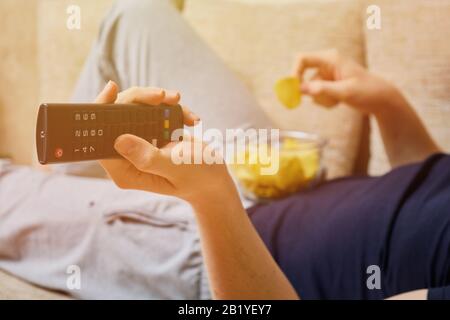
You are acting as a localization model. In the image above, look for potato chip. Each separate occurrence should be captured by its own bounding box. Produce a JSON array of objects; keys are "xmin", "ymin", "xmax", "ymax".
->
[{"xmin": 274, "ymin": 77, "xmax": 302, "ymax": 109}]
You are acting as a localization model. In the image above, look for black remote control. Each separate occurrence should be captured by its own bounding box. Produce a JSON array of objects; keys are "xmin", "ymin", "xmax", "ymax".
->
[{"xmin": 36, "ymin": 103, "xmax": 184, "ymax": 164}]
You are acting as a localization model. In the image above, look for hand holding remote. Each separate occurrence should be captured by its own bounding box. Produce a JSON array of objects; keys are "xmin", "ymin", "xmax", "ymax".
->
[{"xmin": 98, "ymin": 82, "xmax": 235, "ymax": 204}]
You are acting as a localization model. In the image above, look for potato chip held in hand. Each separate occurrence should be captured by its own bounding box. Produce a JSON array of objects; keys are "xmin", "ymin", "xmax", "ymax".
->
[{"xmin": 274, "ymin": 77, "xmax": 302, "ymax": 109}]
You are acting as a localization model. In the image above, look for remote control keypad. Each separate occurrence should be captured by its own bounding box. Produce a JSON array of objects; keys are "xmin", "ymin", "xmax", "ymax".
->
[{"xmin": 71, "ymin": 107, "xmax": 172, "ymax": 160}]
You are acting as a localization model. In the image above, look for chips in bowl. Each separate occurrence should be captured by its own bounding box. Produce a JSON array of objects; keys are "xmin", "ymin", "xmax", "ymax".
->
[{"xmin": 230, "ymin": 131, "xmax": 325, "ymax": 201}]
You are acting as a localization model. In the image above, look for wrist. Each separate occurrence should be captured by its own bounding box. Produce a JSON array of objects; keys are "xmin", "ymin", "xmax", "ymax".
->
[
  {"xmin": 371, "ymin": 78, "xmax": 407, "ymax": 119},
  {"xmin": 188, "ymin": 179, "xmax": 243, "ymax": 215}
]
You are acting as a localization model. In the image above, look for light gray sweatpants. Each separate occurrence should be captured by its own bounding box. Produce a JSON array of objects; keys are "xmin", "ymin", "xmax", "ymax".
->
[{"xmin": 0, "ymin": 0, "xmax": 270, "ymax": 299}]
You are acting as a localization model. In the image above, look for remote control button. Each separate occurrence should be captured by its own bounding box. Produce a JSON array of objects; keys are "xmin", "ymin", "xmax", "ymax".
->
[
  {"xmin": 137, "ymin": 110, "xmax": 145, "ymax": 123},
  {"xmin": 74, "ymin": 129, "xmax": 81, "ymax": 138},
  {"xmin": 105, "ymin": 111, "xmax": 115, "ymax": 123},
  {"xmin": 145, "ymin": 125, "xmax": 152, "ymax": 138},
  {"xmin": 122, "ymin": 124, "xmax": 131, "ymax": 136},
  {"xmin": 54, "ymin": 148, "xmax": 64, "ymax": 159},
  {"xmin": 103, "ymin": 126, "xmax": 111, "ymax": 139},
  {"xmin": 122, "ymin": 110, "xmax": 130, "ymax": 123},
  {"xmin": 112, "ymin": 125, "xmax": 120, "ymax": 139},
  {"xmin": 114, "ymin": 110, "xmax": 122, "ymax": 123},
  {"xmin": 73, "ymin": 146, "xmax": 82, "ymax": 159},
  {"xmin": 129, "ymin": 110, "xmax": 137, "ymax": 123},
  {"xmin": 96, "ymin": 142, "xmax": 104, "ymax": 157},
  {"xmin": 136, "ymin": 124, "xmax": 145, "ymax": 138},
  {"xmin": 74, "ymin": 113, "xmax": 81, "ymax": 121},
  {"xmin": 146, "ymin": 109, "xmax": 153, "ymax": 122},
  {"xmin": 95, "ymin": 111, "xmax": 103, "ymax": 123},
  {"xmin": 97, "ymin": 128, "xmax": 104, "ymax": 137},
  {"xmin": 83, "ymin": 113, "xmax": 89, "ymax": 121},
  {"xmin": 82, "ymin": 129, "xmax": 89, "ymax": 138},
  {"xmin": 90, "ymin": 129, "xmax": 97, "ymax": 137},
  {"xmin": 90, "ymin": 112, "xmax": 97, "ymax": 121},
  {"xmin": 152, "ymin": 122, "xmax": 157, "ymax": 137}
]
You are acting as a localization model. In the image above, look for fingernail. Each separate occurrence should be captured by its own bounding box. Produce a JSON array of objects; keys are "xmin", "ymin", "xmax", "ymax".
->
[
  {"xmin": 114, "ymin": 135, "xmax": 137, "ymax": 156},
  {"xmin": 167, "ymin": 90, "xmax": 180, "ymax": 99},
  {"xmin": 156, "ymin": 88, "xmax": 165, "ymax": 97},
  {"xmin": 104, "ymin": 80, "xmax": 114, "ymax": 91},
  {"xmin": 190, "ymin": 111, "xmax": 200, "ymax": 121}
]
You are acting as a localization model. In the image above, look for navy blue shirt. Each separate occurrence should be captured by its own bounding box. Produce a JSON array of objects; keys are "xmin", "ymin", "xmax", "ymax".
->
[{"xmin": 248, "ymin": 154, "xmax": 450, "ymax": 299}]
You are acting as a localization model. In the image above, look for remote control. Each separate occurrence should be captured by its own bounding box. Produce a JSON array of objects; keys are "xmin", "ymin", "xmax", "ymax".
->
[{"xmin": 36, "ymin": 103, "xmax": 184, "ymax": 164}]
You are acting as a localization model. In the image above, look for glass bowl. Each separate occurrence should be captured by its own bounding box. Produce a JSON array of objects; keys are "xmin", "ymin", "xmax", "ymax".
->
[{"xmin": 229, "ymin": 130, "xmax": 326, "ymax": 202}]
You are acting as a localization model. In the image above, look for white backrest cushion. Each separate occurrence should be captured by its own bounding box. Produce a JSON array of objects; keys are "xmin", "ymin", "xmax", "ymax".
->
[{"xmin": 366, "ymin": 0, "xmax": 450, "ymax": 174}]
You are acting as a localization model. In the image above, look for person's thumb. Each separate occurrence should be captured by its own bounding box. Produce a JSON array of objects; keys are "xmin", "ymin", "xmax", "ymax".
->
[
  {"xmin": 302, "ymin": 80, "xmax": 352, "ymax": 102},
  {"xmin": 95, "ymin": 80, "xmax": 119, "ymax": 103},
  {"xmin": 114, "ymin": 134, "xmax": 170, "ymax": 176}
]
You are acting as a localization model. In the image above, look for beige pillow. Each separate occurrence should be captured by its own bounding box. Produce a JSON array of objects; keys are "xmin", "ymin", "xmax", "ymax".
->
[
  {"xmin": 184, "ymin": 0, "xmax": 366, "ymax": 178},
  {"xmin": 365, "ymin": 0, "xmax": 450, "ymax": 175},
  {"xmin": 37, "ymin": 0, "xmax": 115, "ymax": 104},
  {"xmin": 38, "ymin": 0, "xmax": 184, "ymax": 104},
  {"xmin": 0, "ymin": 0, "xmax": 39, "ymax": 163}
]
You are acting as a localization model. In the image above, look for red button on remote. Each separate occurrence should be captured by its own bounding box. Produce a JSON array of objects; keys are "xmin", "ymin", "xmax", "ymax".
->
[{"xmin": 54, "ymin": 148, "xmax": 64, "ymax": 159}]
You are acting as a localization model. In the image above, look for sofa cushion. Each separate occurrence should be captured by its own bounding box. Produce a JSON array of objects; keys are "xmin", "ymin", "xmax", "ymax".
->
[
  {"xmin": 365, "ymin": 0, "xmax": 450, "ymax": 175},
  {"xmin": 184, "ymin": 0, "xmax": 366, "ymax": 178},
  {"xmin": 0, "ymin": 0, "xmax": 39, "ymax": 163},
  {"xmin": 37, "ymin": 0, "xmax": 115, "ymax": 104}
]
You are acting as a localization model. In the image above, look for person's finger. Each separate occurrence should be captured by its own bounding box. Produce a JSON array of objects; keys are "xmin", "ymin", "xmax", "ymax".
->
[
  {"xmin": 181, "ymin": 105, "xmax": 200, "ymax": 126},
  {"xmin": 100, "ymin": 158, "xmax": 175, "ymax": 194},
  {"xmin": 302, "ymin": 80, "xmax": 353, "ymax": 107},
  {"xmin": 116, "ymin": 87, "xmax": 199, "ymax": 126},
  {"xmin": 302, "ymin": 80, "xmax": 351, "ymax": 100},
  {"xmin": 95, "ymin": 81, "xmax": 119, "ymax": 103},
  {"xmin": 295, "ymin": 49, "xmax": 339, "ymax": 78},
  {"xmin": 163, "ymin": 90, "xmax": 181, "ymax": 106},
  {"xmin": 159, "ymin": 91, "xmax": 201, "ymax": 126},
  {"xmin": 116, "ymin": 87, "xmax": 166, "ymax": 105},
  {"xmin": 113, "ymin": 134, "xmax": 173, "ymax": 177}
]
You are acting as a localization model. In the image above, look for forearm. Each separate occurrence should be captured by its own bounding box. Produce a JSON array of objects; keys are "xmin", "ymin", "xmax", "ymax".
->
[
  {"xmin": 190, "ymin": 184, "xmax": 299, "ymax": 300},
  {"xmin": 373, "ymin": 86, "xmax": 441, "ymax": 168},
  {"xmin": 387, "ymin": 289, "xmax": 428, "ymax": 300}
]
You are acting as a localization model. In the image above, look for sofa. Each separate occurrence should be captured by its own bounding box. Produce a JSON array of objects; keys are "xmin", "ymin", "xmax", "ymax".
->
[{"xmin": 0, "ymin": 0, "xmax": 449, "ymax": 299}]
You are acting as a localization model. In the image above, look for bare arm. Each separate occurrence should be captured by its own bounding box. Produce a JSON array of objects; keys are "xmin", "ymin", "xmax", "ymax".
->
[
  {"xmin": 296, "ymin": 49, "xmax": 441, "ymax": 168},
  {"xmin": 387, "ymin": 289, "xmax": 428, "ymax": 300},
  {"xmin": 191, "ymin": 187, "xmax": 298, "ymax": 300},
  {"xmin": 373, "ymin": 87, "xmax": 440, "ymax": 167},
  {"xmin": 95, "ymin": 83, "xmax": 299, "ymax": 300}
]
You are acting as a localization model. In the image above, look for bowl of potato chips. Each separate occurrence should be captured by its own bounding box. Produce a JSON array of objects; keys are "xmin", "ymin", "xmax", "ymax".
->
[{"xmin": 229, "ymin": 131, "xmax": 326, "ymax": 202}]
